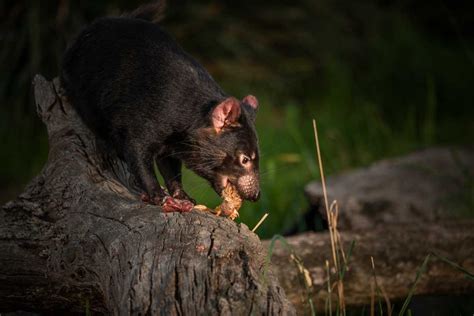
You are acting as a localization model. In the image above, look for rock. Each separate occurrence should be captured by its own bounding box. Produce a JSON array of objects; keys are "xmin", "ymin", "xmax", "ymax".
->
[{"xmin": 305, "ymin": 147, "xmax": 474, "ymax": 230}]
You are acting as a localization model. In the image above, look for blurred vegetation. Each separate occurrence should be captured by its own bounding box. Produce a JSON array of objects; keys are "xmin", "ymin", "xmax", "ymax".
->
[{"xmin": 1, "ymin": 0, "xmax": 473, "ymax": 237}]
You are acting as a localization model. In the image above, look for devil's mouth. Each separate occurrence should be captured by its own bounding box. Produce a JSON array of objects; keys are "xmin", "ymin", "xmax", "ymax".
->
[
  {"xmin": 216, "ymin": 175, "xmax": 258, "ymax": 201},
  {"xmin": 217, "ymin": 175, "xmax": 230, "ymax": 193},
  {"xmin": 216, "ymin": 175, "xmax": 241, "ymax": 197}
]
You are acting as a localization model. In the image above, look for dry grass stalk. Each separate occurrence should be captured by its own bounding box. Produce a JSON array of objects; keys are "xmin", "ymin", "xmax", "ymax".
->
[
  {"xmin": 252, "ymin": 213, "xmax": 269, "ymax": 232},
  {"xmin": 313, "ymin": 120, "xmax": 337, "ymax": 268},
  {"xmin": 313, "ymin": 119, "xmax": 347, "ymax": 314},
  {"xmin": 290, "ymin": 254, "xmax": 313, "ymax": 288},
  {"xmin": 326, "ymin": 260, "xmax": 333, "ymax": 316},
  {"xmin": 329, "ymin": 201, "xmax": 347, "ymax": 313}
]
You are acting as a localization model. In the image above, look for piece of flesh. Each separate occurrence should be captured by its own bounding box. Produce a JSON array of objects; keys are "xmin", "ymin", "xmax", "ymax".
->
[
  {"xmin": 215, "ymin": 184, "xmax": 242, "ymax": 220},
  {"xmin": 195, "ymin": 184, "xmax": 242, "ymax": 220},
  {"xmin": 141, "ymin": 193, "xmax": 194, "ymax": 213},
  {"xmin": 161, "ymin": 196, "xmax": 194, "ymax": 213}
]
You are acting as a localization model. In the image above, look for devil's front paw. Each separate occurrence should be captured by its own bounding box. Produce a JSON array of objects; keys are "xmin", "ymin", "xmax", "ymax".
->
[
  {"xmin": 140, "ymin": 191, "xmax": 194, "ymax": 213},
  {"xmin": 140, "ymin": 192, "xmax": 165, "ymax": 205},
  {"xmin": 161, "ymin": 196, "xmax": 194, "ymax": 213}
]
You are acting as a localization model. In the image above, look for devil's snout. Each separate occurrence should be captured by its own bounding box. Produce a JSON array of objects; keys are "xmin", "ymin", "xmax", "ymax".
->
[{"xmin": 237, "ymin": 174, "xmax": 260, "ymax": 201}]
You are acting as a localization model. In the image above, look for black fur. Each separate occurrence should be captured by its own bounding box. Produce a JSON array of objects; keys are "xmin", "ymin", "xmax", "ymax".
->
[{"xmin": 61, "ymin": 3, "xmax": 260, "ymax": 206}]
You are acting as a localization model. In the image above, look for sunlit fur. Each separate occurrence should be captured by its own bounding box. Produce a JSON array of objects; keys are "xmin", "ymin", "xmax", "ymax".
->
[{"xmin": 181, "ymin": 104, "xmax": 260, "ymax": 200}]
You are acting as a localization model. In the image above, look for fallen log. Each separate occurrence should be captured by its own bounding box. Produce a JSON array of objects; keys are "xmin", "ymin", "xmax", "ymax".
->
[
  {"xmin": 266, "ymin": 221, "xmax": 474, "ymax": 313},
  {"xmin": 305, "ymin": 146, "xmax": 474, "ymax": 230},
  {"xmin": 0, "ymin": 75, "xmax": 294, "ymax": 315}
]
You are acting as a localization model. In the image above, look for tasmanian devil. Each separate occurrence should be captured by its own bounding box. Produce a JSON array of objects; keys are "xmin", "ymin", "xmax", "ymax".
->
[{"xmin": 61, "ymin": 2, "xmax": 260, "ymax": 212}]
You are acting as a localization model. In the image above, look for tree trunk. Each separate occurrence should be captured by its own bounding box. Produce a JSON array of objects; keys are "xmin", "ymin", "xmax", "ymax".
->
[
  {"xmin": 0, "ymin": 75, "xmax": 294, "ymax": 315},
  {"xmin": 266, "ymin": 221, "xmax": 474, "ymax": 314}
]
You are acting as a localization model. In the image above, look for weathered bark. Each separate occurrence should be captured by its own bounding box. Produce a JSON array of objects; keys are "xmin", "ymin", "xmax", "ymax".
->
[
  {"xmin": 266, "ymin": 221, "xmax": 474, "ymax": 314},
  {"xmin": 0, "ymin": 75, "xmax": 294, "ymax": 315}
]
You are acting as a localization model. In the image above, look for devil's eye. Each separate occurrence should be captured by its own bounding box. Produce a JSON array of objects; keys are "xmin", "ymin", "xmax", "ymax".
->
[{"xmin": 240, "ymin": 155, "xmax": 250, "ymax": 165}]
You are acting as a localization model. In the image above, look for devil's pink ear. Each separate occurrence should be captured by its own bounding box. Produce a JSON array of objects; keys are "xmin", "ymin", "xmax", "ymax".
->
[
  {"xmin": 242, "ymin": 95, "xmax": 259, "ymax": 110},
  {"xmin": 211, "ymin": 97, "xmax": 241, "ymax": 132}
]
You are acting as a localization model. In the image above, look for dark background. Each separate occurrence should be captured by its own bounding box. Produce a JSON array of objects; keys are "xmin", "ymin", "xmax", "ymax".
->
[{"xmin": 1, "ymin": 0, "xmax": 473, "ymax": 237}]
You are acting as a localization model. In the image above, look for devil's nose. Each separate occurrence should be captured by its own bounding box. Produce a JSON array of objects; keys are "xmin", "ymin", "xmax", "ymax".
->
[{"xmin": 249, "ymin": 191, "xmax": 260, "ymax": 202}]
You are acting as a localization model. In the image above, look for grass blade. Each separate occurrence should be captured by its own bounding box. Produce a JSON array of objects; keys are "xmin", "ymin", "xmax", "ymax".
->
[
  {"xmin": 398, "ymin": 254, "xmax": 431, "ymax": 316},
  {"xmin": 431, "ymin": 251, "xmax": 474, "ymax": 280},
  {"xmin": 340, "ymin": 240, "xmax": 356, "ymax": 281}
]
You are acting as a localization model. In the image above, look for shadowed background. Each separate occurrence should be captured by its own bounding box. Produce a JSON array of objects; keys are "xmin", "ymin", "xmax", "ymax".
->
[{"xmin": 1, "ymin": 0, "xmax": 473, "ymax": 238}]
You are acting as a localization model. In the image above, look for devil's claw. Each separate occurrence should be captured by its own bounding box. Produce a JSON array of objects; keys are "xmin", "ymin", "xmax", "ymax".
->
[{"xmin": 140, "ymin": 193, "xmax": 151, "ymax": 203}]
